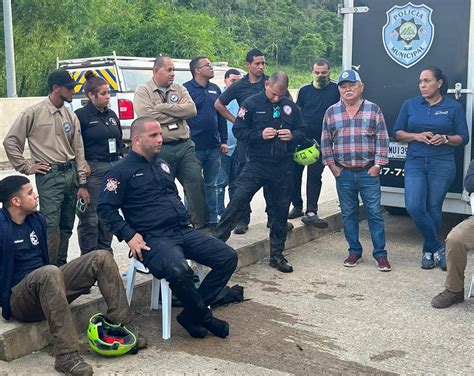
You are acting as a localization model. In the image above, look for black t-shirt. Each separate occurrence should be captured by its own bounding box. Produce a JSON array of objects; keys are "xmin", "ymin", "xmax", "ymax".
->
[
  {"xmin": 296, "ymin": 81, "xmax": 340, "ymax": 142},
  {"xmin": 12, "ymin": 221, "xmax": 45, "ymax": 287},
  {"xmin": 218, "ymin": 74, "xmax": 267, "ymax": 107},
  {"xmin": 75, "ymin": 102, "xmax": 123, "ymax": 161}
]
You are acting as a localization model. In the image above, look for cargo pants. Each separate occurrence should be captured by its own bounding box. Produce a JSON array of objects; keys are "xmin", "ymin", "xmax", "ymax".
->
[
  {"xmin": 9, "ymin": 251, "xmax": 132, "ymax": 355},
  {"xmin": 35, "ymin": 166, "xmax": 77, "ymax": 266}
]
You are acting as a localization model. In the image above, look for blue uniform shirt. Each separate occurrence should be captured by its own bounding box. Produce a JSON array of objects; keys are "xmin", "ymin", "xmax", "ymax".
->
[
  {"xmin": 394, "ymin": 95, "xmax": 469, "ymax": 157},
  {"xmin": 183, "ymin": 79, "xmax": 227, "ymax": 150},
  {"xmin": 97, "ymin": 150, "xmax": 192, "ymax": 242}
]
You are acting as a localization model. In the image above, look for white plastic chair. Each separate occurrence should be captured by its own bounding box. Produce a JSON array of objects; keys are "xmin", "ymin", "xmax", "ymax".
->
[{"xmin": 125, "ymin": 258, "xmax": 205, "ymax": 339}]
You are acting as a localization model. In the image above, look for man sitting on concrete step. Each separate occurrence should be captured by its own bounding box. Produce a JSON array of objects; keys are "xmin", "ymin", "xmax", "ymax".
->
[{"xmin": 0, "ymin": 175, "xmax": 146, "ymax": 376}]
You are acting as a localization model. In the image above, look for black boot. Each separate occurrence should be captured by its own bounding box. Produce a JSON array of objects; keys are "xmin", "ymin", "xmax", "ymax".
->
[
  {"xmin": 201, "ymin": 309, "xmax": 229, "ymax": 338},
  {"xmin": 269, "ymin": 252, "xmax": 293, "ymax": 273},
  {"xmin": 177, "ymin": 311, "xmax": 208, "ymax": 338}
]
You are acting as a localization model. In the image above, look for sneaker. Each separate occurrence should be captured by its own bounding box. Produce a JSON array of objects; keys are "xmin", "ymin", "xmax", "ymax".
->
[
  {"xmin": 421, "ymin": 252, "xmax": 435, "ymax": 269},
  {"xmin": 431, "ymin": 289, "xmax": 464, "ymax": 308},
  {"xmin": 343, "ymin": 253, "xmax": 361, "ymax": 267},
  {"xmin": 54, "ymin": 351, "xmax": 93, "ymax": 376},
  {"xmin": 375, "ymin": 256, "xmax": 391, "ymax": 272},
  {"xmin": 233, "ymin": 223, "xmax": 249, "ymax": 235},
  {"xmin": 301, "ymin": 214, "xmax": 329, "ymax": 229},
  {"xmin": 288, "ymin": 206, "xmax": 303, "ymax": 219},
  {"xmin": 433, "ymin": 248, "xmax": 447, "ymax": 271}
]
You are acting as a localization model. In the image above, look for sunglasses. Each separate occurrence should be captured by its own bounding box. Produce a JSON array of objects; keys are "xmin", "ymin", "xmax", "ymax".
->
[{"xmin": 76, "ymin": 198, "xmax": 88, "ymax": 213}]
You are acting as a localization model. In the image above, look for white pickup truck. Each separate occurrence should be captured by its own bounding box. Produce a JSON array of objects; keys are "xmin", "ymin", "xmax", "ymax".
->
[{"xmin": 57, "ymin": 52, "xmax": 243, "ymax": 144}]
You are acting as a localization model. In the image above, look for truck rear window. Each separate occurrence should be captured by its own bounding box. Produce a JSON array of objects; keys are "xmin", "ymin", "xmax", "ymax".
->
[{"xmin": 121, "ymin": 68, "xmax": 193, "ymax": 91}]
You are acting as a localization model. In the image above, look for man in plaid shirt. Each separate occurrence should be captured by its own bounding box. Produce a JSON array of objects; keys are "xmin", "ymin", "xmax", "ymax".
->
[{"xmin": 321, "ymin": 69, "xmax": 391, "ymax": 271}]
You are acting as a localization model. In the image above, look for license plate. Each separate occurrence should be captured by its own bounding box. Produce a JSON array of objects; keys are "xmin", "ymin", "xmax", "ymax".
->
[{"xmin": 388, "ymin": 142, "xmax": 408, "ymax": 159}]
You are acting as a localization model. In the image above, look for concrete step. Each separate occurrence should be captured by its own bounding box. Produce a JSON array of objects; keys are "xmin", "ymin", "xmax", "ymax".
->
[{"xmin": 0, "ymin": 199, "xmax": 359, "ymax": 361}]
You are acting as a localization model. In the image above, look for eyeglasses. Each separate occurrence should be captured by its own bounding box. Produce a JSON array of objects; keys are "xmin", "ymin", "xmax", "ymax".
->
[
  {"xmin": 76, "ymin": 198, "xmax": 88, "ymax": 213},
  {"xmin": 197, "ymin": 63, "xmax": 213, "ymax": 69},
  {"xmin": 273, "ymin": 105, "xmax": 281, "ymax": 119}
]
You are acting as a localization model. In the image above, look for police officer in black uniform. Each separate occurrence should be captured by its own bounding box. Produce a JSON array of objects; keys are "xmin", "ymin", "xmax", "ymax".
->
[
  {"xmin": 75, "ymin": 71, "xmax": 123, "ymax": 255},
  {"xmin": 97, "ymin": 116, "xmax": 237, "ymax": 339},
  {"xmin": 214, "ymin": 72, "xmax": 305, "ymax": 273}
]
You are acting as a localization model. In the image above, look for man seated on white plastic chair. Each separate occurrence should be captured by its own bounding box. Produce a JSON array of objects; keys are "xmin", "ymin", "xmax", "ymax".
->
[
  {"xmin": 432, "ymin": 159, "xmax": 474, "ymax": 308},
  {"xmin": 0, "ymin": 176, "xmax": 146, "ymax": 376},
  {"xmin": 97, "ymin": 116, "xmax": 238, "ymax": 338}
]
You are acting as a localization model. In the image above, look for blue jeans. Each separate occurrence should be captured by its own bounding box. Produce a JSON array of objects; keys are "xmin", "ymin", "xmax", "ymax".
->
[
  {"xmin": 404, "ymin": 155, "xmax": 455, "ymax": 253},
  {"xmin": 336, "ymin": 169, "xmax": 387, "ymax": 258},
  {"xmin": 196, "ymin": 148, "xmax": 221, "ymax": 224}
]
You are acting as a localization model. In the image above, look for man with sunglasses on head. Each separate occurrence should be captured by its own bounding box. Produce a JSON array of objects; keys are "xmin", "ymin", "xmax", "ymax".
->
[{"xmin": 214, "ymin": 72, "xmax": 305, "ymax": 273}]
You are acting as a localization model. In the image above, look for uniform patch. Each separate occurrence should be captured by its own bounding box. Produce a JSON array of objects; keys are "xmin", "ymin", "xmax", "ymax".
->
[
  {"xmin": 237, "ymin": 107, "xmax": 248, "ymax": 119},
  {"xmin": 104, "ymin": 177, "xmax": 120, "ymax": 193},
  {"xmin": 109, "ymin": 118, "xmax": 117, "ymax": 126},
  {"xmin": 30, "ymin": 231, "xmax": 39, "ymax": 246},
  {"xmin": 382, "ymin": 2, "xmax": 434, "ymax": 69},
  {"xmin": 160, "ymin": 162, "xmax": 171, "ymax": 174},
  {"xmin": 170, "ymin": 94, "xmax": 179, "ymax": 103},
  {"xmin": 283, "ymin": 105, "xmax": 292, "ymax": 115},
  {"xmin": 63, "ymin": 122, "xmax": 72, "ymax": 133}
]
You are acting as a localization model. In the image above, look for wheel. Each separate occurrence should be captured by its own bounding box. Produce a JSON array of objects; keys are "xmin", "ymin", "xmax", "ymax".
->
[{"xmin": 383, "ymin": 206, "xmax": 408, "ymax": 216}]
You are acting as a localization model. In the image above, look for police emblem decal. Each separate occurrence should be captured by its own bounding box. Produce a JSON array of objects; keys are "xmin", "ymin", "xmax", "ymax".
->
[
  {"xmin": 237, "ymin": 107, "xmax": 248, "ymax": 119},
  {"xmin": 30, "ymin": 231, "xmax": 39, "ymax": 246},
  {"xmin": 170, "ymin": 94, "xmax": 179, "ymax": 103},
  {"xmin": 382, "ymin": 2, "xmax": 434, "ymax": 69},
  {"xmin": 160, "ymin": 162, "xmax": 171, "ymax": 174},
  {"xmin": 283, "ymin": 105, "xmax": 292, "ymax": 115},
  {"xmin": 104, "ymin": 177, "xmax": 120, "ymax": 193},
  {"xmin": 63, "ymin": 122, "xmax": 72, "ymax": 133}
]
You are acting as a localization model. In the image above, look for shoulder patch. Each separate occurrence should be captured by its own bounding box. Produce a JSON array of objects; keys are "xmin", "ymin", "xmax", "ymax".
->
[
  {"xmin": 160, "ymin": 162, "xmax": 171, "ymax": 174},
  {"xmin": 283, "ymin": 105, "xmax": 292, "ymax": 115},
  {"xmin": 237, "ymin": 107, "xmax": 248, "ymax": 119},
  {"xmin": 104, "ymin": 177, "xmax": 120, "ymax": 193}
]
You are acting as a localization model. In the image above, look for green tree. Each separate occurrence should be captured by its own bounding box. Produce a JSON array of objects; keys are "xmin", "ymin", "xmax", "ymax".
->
[{"xmin": 291, "ymin": 33, "xmax": 326, "ymax": 70}]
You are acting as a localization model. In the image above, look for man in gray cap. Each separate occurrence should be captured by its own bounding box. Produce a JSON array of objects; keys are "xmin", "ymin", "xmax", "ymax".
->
[
  {"xmin": 320, "ymin": 69, "xmax": 391, "ymax": 272},
  {"xmin": 3, "ymin": 70, "xmax": 89, "ymax": 266}
]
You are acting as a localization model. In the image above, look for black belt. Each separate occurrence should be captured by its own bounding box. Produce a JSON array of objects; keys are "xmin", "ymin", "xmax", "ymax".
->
[
  {"xmin": 89, "ymin": 155, "xmax": 120, "ymax": 163},
  {"xmin": 336, "ymin": 161, "xmax": 374, "ymax": 172},
  {"xmin": 49, "ymin": 161, "xmax": 74, "ymax": 173},
  {"xmin": 164, "ymin": 139, "xmax": 187, "ymax": 146}
]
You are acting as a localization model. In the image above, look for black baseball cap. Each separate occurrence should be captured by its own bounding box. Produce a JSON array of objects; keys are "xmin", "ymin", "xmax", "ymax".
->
[{"xmin": 47, "ymin": 70, "xmax": 76, "ymax": 88}]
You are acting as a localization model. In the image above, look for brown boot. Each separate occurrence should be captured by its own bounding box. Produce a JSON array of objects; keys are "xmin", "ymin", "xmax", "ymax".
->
[
  {"xmin": 123, "ymin": 322, "xmax": 148, "ymax": 349},
  {"xmin": 54, "ymin": 351, "xmax": 93, "ymax": 376},
  {"xmin": 431, "ymin": 289, "xmax": 464, "ymax": 309}
]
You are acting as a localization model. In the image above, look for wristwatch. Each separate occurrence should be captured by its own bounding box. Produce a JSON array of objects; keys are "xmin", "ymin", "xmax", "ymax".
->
[{"xmin": 444, "ymin": 135, "xmax": 449, "ymax": 144}]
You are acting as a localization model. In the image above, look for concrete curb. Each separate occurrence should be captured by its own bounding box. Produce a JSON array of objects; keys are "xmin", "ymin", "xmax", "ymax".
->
[{"xmin": 0, "ymin": 201, "xmax": 364, "ymax": 361}]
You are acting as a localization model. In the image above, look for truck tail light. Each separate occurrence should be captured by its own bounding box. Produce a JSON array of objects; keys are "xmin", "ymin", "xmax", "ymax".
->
[{"xmin": 118, "ymin": 99, "xmax": 134, "ymax": 120}]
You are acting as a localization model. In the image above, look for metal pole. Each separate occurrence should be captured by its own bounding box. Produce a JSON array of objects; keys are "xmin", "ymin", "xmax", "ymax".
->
[
  {"xmin": 3, "ymin": 0, "xmax": 17, "ymax": 97},
  {"xmin": 342, "ymin": 0, "xmax": 354, "ymax": 70}
]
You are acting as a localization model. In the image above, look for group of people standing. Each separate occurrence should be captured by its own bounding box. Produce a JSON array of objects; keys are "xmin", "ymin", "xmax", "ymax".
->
[{"xmin": 0, "ymin": 46, "xmax": 472, "ymax": 375}]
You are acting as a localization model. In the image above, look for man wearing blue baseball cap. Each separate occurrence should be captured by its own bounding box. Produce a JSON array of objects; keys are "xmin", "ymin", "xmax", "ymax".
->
[{"xmin": 320, "ymin": 69, "xmax": 391, "ymax": 271}]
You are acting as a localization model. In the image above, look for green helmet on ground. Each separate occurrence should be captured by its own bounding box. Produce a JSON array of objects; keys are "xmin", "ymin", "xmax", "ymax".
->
[
  {"xmin": 87, "ymin": 313, "xmax": 138, "ymax": 357},
  {"xmin": 293, "ymin": 139, "xmax": 320, "ymax": 166}
]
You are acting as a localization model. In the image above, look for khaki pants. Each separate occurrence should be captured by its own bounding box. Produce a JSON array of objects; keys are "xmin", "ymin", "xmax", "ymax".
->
[
  {"xmin": 445, "ymin": 216, "xmax": 474, "ymax": 292},
  {"xmin": 9, "ymin": 251, "xmax": 132, "ymax": 355}
]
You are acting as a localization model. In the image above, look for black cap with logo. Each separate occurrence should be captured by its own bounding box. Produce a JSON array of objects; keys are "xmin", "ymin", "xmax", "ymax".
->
[{"xmin": 47, "ymin": 70, "xmax": 76, "ymax": 88}]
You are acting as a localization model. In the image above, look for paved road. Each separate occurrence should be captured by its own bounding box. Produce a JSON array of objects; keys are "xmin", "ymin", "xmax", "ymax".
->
[{"xmin": 1, "ymin": 211, "xmax": 472, "ymax": 375}]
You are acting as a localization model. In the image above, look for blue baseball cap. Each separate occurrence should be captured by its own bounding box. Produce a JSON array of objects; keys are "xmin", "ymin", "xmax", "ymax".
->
[{"xmin": 337, "ymin": 69, "xmax": 362, "ymax": 85}]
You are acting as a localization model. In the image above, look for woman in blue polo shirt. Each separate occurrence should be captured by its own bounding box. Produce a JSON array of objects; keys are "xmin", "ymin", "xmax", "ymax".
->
[{"xmin": 394, "ymin": 67, "xmax": 469, "ymax": 270}]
